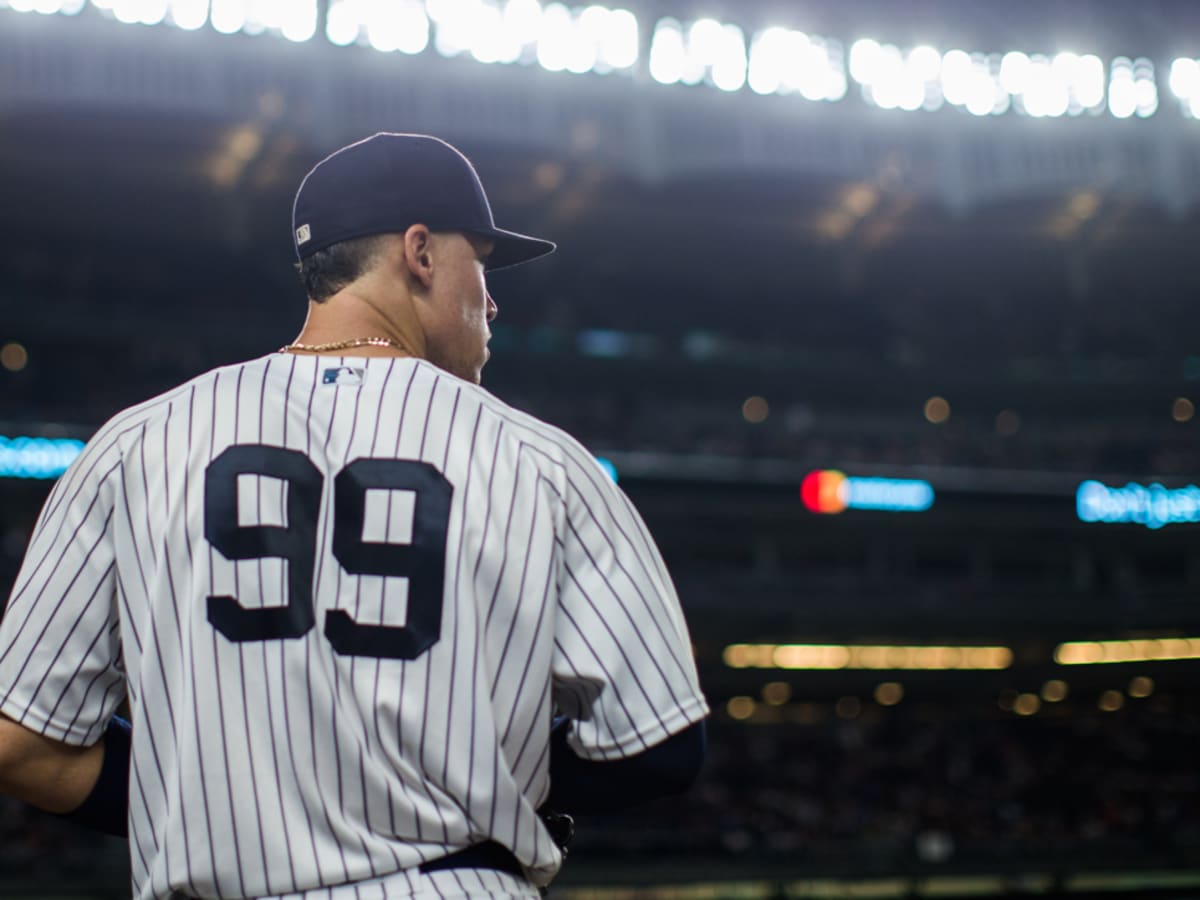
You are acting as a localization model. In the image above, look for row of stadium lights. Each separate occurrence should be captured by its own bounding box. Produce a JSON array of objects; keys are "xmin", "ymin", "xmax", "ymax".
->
[
  {"xmin": 725, "ymin": 675, "xmax": 1160, "ymax": 722},
  {"xmin": 7, "ymin": 0, "xmax": 1200, "ymax": 119},
  {"xmin": 724, "ymin": 638, "xmax": 1200, "ymax": 671}
]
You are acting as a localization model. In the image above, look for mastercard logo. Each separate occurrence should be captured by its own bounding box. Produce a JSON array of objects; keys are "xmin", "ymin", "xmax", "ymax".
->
[
  {"xmin": 801, "ymin": 469, "xmax": 850, "ymax": 514},
  {"xmin": 801, "ymin": 470, "xmax": 935, "ymax": 514}
]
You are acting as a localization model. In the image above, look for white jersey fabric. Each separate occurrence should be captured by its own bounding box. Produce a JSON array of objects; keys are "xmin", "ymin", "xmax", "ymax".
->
[{"xmin": 0, "ymin": 353, "xmax": 709, "ymax": 899}]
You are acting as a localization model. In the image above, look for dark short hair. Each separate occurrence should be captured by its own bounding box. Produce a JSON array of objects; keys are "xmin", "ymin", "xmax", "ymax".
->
[{"xmin": 294, "ymin": 234, "xmax": 389, "ymax": 303}]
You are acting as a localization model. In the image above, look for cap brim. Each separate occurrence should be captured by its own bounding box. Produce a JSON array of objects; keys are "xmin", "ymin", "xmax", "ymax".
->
[{"xmin": 473, "ymin": 227, "xmax": 557, "ymax": 271}]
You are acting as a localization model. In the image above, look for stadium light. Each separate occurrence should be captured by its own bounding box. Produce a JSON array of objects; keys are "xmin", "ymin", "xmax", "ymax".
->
[
  {"xmin": 0, "ymin": 1, "xmax": 1188, "ymax": 121},
  {"xmin": 750, "ymin": 29, "xmax": 847, "ymax": 102},
  {"xmin": 648, "ymin": 17, "xmax": 686, "ymax": 84},
  {"xmin": 1109, "ymin": 57, "xmax": 1156, "ymax": 118},
  {"xmin": 169, "ymin": 0, "xmax": 207, "ymax": 30},
  {"xmin": 540, "ymin": 3, "xmax": 585, "ymax": 71},
  {"xmin": 651, "ymin": 16, "xmax": 746, "ymax": 90},
  {"xmin": 724, "ymin": 643, "xmax": 1013, "ymax": 671},
  {"xmin": 1169, "ymin": 57, "xmax": 1200, "ymax": 117},
  {"xmin": 208, "ymin": 0, "xmax": 242, "ymax": 34},
  {"xmin": 1169, "ymin": 56, "xmax": 1200, "ymax": 117},
  {"xmin": 369, "ymin": 2, "xmax": 429, "ymax": 54},
  {"xmin": 1055, "ymin": 637, "xmax": 1200, "ymax": 665}
]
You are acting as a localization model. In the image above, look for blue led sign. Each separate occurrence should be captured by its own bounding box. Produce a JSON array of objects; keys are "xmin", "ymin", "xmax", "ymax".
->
[
  {"xmin": 0, "ymin": 436, "xmax": 85, "ymax": 479},
  {"xmin": 1076, "ymin": 480, "xmax": 1200, "ymax": 529}
]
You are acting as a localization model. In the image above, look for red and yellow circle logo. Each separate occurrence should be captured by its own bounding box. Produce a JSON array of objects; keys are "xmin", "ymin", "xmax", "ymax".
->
[{"xmin": 800, "ymin": 469, "xmax": 849, "ymax": 514}]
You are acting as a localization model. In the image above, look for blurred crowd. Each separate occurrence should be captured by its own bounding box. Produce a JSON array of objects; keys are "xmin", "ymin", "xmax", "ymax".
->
[
  {"xmin": 574, "ymin": 702, "xmax": 1200, "ymax": 871},
  {"xmin": 2, "ymin": 702, "xmax": 1196, "ymax": 883}
]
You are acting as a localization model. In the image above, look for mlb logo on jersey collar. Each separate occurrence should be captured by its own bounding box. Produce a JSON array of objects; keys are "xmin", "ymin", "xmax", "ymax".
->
[{"xmin": 323, "ymin": 366, "xmax": 364, "ymax": 386}]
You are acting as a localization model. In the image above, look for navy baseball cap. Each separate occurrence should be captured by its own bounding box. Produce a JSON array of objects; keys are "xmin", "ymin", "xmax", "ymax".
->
[{"xmin": 292, "ymin": 132, "xmax": 556, "ymax": 271}]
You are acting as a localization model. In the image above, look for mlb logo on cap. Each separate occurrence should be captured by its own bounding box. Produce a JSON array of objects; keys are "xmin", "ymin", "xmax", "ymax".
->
[{"xmin": 296, "ymin": 223, "xmax": 312, "ymax": 245}]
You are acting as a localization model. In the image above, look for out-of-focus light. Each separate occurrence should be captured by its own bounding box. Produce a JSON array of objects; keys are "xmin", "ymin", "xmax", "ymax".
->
[
  {"xmin": 505, "ymin": 0, "xmax": 542, "ymax": 43},
  {"xmin": 801, "ymin": 469, "xmax": 848, "ymax": 514},
  {"xmin": 742, "ymin": 395, "xmax": 769, "ymax": 424},
  {"xmin": 170, "ymin": 0, "xmax": 208, "ymax": 30},
  {"xmin": 563, "ymin": 6, "xmax": 598, "ymax": 73},
  {"xmin": 113, "ymin": 0, "xmax": 163, "ymax": 24},
  {"xmin": 0, "ymin": 436, "xmax": 85, "ymax": 479},
  {"xmin": 1076, "ymin": 481, "xmax": 1200, "ymax": 529},
  {"xmin": 849, "ymin": 38, "xmax": 881, "ymax": 84},
  {"xmin": 999, "ymin": 50, "xmax": 1031, "ymax": 93},
  {"xmin": 724, "ymin": 642, "xmax": 1012, "ymax": 671},
  {"xmin": 1055, "ymin": 637, "xmax": 1200, "ymax": 665},
  {"xmin": 1041, "ymin": 679, "xmax": 1068, "ymax": 702},
  {"xmin": 835, "ymin": 696, "xmax": 862, "ymax": 719},
  {"xmin": 726, "ymin": 696, "xmax": 755, "ymax": 720},
  {"xmin": 649, "ymin": 18, "xmax": 685, "ymax": 84},
  {"xmin": 908, "ymin": 45, "xmax": 941, "ymax": 81},
  {"xmin": 596, "ymin": 7, "xmax": 638, "ymax": 70},
  {"xmin": 939, "ymin": 48, "xmax": 973, "ymax": 105},
  {"xmin": 594, "ymin": 456, "xmax": 618, "ymax": 484},
  {"xmin": 279, "ymin": 0, "xmax": 316, "ymax": 42},
  {"xmin": 325, "ymin": 0, "xmax": 359, "ymax": 45},
  {"xmin": 965, "ymin": 66, "xmax": 998, "ymax": 116},
  {"xmin": 708, "ymin": 22, "xmax": 747, "ymax": 91},
  {"xmin": 801, "ymin": 470, "xmax": 934, "ymax": 514},
  {"xmin": 748, "ymin": 27, "xmax": 845, "ymax": 102},
  {"xmin": 1109, "ymin": 57, "xmax": 1137, "ymax": 118},
  {"xmin": 1098, "ymin": 689, "xmax": 1124, "ymax": 712},
  {"xmin": 924, "ymin": 396, "xmax": 950, "ymax": 424},
  {"xmin": 535, "ymin": 3, "xmax": 573, "ymax": 70},
  {"xmin": 874, "ymin": 682, "xmax": 903, "ymax": 706},
  {"xmin": 1013, "ymin": 693, "xmax": 1041, "ymax": 716},
  {"xmin": 367, "ymin": 2, "xmax": 429, "ymax": 54},
  {"xmin": 1074, "ymin": 54, "xmax": 1105, "ymax": 108},
  {"xmin": 433, "ymin": 0, "xmax": 484, "ymax": 58},
  {"xmin": 1170, "ymin": 57, "xmax": 1200, "ymax": 98},
  {"xmin": 995, "ymin": 408, "xmax": 1020, "ymax": 436},
  {"xmin": 209, "ymin": 0, "xmax": 245, "ymax": 34},
  {"xmin": 1173, "ymin": 397, "xmax": 1195, "ymax": 422},
  {"xmin": 762, "ymin": 681, "xmax": 791, "ymax": 705},
  {"xmin": 471, "ymin": 2, "xmax": 515, "ymax": 64},
  {"xmin": 1023, "ymin": 56, "xmax": 1069, "ymax": 117},
  {"xmin": 1, "ymin": 342, "xmax": 29, "ymax": 372},
  {"xmin": 1128, "ymin": 676, "xmax": 1154, "ymax": 698}
]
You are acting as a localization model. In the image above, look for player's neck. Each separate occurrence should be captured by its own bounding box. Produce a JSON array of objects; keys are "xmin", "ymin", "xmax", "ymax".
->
[{"xmin": 286, "ymin": 292, "xmax": 425, "ymax": 358}]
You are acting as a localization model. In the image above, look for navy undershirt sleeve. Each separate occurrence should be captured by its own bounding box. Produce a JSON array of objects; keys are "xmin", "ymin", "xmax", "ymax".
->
[
  {"xmin": 60, "ymin": 715, "xmax": 130, "ymax": 838},
  {"xmin": 546, "ymin": 717, "xmax": 706, "ymax": 812}
]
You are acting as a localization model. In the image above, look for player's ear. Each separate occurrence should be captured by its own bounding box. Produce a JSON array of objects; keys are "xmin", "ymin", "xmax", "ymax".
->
[{"xmin": 402, "ymin": 224, "xmax": 435, "ymax": 288}]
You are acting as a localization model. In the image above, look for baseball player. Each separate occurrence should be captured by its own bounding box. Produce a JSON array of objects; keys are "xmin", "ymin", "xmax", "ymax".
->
[{"xmin": 0, "ymin": 133, "xmax": 709, "ymax": 898}]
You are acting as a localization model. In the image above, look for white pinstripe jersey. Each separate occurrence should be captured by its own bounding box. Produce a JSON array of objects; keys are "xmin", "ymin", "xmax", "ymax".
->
[{"xmin": 0, "ymin": 353, "xmax": 709, "ymax": 899}]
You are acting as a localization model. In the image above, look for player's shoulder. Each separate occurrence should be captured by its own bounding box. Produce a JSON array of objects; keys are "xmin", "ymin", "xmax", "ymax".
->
[
  {"xmin": 85, "ymin": 355, "xmax": 273, "ymax": 454},
  {"xmin": 453, "ymin": 367, "xmax": 595, "ymax": 468}
]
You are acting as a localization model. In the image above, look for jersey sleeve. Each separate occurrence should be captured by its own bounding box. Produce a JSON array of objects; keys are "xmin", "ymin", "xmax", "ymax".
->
[
  {"xmin": 0, "ymin": 432, "xmax": 126, "ymax": 747},
  {"xmin": 551, "ymin": 450, "xmax": 709, "ymax": 761}
]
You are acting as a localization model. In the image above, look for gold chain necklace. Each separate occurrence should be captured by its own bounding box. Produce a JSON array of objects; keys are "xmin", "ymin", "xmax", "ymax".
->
[{"xmin": 279, "ymin": 337, "xmax": 408, "ymax": 354}]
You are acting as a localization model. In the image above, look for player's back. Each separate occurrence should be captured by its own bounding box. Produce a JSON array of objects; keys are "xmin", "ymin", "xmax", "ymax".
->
[{"xmin": 104, "ymin": 353, "xmax": 578, "ymax": 896}]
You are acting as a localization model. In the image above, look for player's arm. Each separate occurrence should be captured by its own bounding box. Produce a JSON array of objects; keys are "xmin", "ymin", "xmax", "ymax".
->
[
  {"xmin": 549, "ymin": 447, "xmax": 710, "ymax": 811},
  {"xmin": 0, "ymin": 712, "xmax": 105, "ymax": 811},
  {"xmin": 0, "ymin": 425, "xmax": 131, "ymax": 836},
  {"xmin": 0, "ymin": 712, "xmax": 131, "ymax": 835}
]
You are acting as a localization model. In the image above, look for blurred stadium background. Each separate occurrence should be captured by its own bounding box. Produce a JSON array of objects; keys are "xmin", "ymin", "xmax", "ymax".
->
[{"xmin": 2, "ymin": 0, "xmax": 1199, "ymax": 897}]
